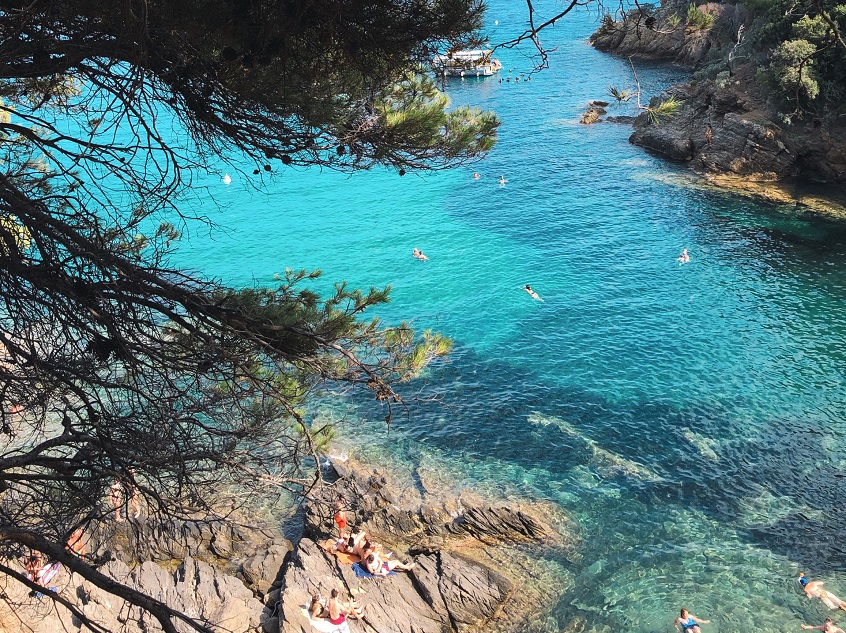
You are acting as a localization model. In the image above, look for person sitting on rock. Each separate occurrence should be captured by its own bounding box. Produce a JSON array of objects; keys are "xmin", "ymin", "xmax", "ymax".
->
[
  {"xmin": 359, "ymin": 539, "xmax": 393, "ymax": 561},
  {"xmin": 328, "ymin": 588, "xmax": 365, "ymax": 624},
  {"xmin": 309, "ymin": 592, "xmax": 329, "ymax": 619},
  {"xmin": 342, "ymin": 530, "xmax": 367, "ymax": 557},
  {"xmin": 364, "ymin": 551, "xmax": 415, "ymax": 576}
]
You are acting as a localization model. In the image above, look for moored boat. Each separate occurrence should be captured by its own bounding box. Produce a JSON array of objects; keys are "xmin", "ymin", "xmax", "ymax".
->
[{"xmin": 432, "ymin": 49, "xmax": 503, "ymax": 78}]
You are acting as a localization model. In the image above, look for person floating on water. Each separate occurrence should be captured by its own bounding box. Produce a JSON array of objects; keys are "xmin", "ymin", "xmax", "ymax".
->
[
  {"xmin": 677, "ymin": 248, "xmax": 690, "ymax": 264},
  {"xmin": 800, "ymin": 573, "xmax": 846, "ymax": 610},
  {"xmin": 675, "ymin": 608, "xmax": 710, "ymax": 633},
  {"xmin": 524, "ymin": 285, "xmax": 543, "ymax": 301},
  {"xmin": 802, "ymin": 617, "xmax": 846, "ymax": 632},
  {"xmin": 412, "ymin": 248, "xmax": 429, "ymax": 261},
  {"xmin": 473, "ymin": 172, "xmax": 481, "ymax": 180},
  {"xmin": 498, "ymin": 175, "xmax": 508, "ymax": 185}
]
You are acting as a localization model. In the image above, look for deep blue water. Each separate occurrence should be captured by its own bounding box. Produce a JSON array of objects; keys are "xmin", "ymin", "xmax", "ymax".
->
[{"xmin": 169, "ymin": 3, "xmax": 846, "ymax": 631}]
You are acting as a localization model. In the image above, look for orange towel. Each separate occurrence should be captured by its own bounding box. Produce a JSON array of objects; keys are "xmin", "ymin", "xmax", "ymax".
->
[{"xmin": 319, "ymin": 539, "xmax": 361, "ymax": 565}]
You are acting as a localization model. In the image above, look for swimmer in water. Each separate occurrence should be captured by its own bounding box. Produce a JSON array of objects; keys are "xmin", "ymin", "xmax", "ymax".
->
[
  {"xmin": 473, "ymin": 172, "xmax": 481, "ymax": 180},
  {"xmin": 675, "ymin": 608, "xmax": 710, "ymax": 633},
  {"xmin": 412, "ymin": 248, "xmax": 429, "ymax": 261},
  {"xmin": 524, "ymin": 285, "xmax": 543, "ymax": 301},
  {"xmin": 802, "ymin": 618, "xmax": 846, "ymax": 632},
  {"xmin": 677, "ymin": 248, "xmax": 690, "ymax": 264},
  {"xmin": 498, "ymin": 175, "xmax": 508, "ymax": 185},
  {"xmin": 800, "ymin": 573, "xmax": 846, "ymax": 611}
]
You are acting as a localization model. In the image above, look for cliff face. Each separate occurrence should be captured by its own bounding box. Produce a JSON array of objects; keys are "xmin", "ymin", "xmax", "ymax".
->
[{"xmin": 589, "ymin": 1, "xmax": 846, "ymax": 192}]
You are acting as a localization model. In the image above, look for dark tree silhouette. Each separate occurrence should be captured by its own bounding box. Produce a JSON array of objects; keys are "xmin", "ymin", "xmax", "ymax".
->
[{"xmin": 0, "ymin": 0, "xmax": 498, "ymax": 630}]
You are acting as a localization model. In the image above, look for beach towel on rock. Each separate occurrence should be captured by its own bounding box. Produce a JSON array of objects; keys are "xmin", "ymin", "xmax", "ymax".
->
[
  {"xmin": 351, "ymin": 562, "xmax": 395, "ymax": 579},
  {"xmin": 300, "ymin": 607, "xmax": 351, "ymax": 633},
  {"xmin": 319, "ymin": 539, "xmax": 360, "ymax": 565}
]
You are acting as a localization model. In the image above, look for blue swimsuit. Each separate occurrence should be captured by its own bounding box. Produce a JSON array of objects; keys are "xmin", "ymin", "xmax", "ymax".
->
[{"xmin": 681, "ymin": 617, "xmax": 698, "ymax": 631}]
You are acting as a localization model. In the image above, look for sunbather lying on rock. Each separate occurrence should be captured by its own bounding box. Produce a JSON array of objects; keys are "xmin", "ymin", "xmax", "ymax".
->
[{"xmin": 364, "ymin": 552, "xmax": 414, "ymax": 576}]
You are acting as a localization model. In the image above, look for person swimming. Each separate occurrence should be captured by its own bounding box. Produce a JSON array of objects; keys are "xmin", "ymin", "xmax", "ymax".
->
[
  {"xmin": 524, "ymin": 285, "xmax": 543, "ymax": 301},
  {"xmin": 675, "ymin": 608, "xmax": 710, "ymax": 633},
  {"xmin": 800, "ymin": 573, "xmax": 846, "ymax": 611},
  {"xmin": 677, "ymin": 248, "xmax": 690, "ymax": 264},
  {"xmin": 802, "ymin": 617, "xmax": 846, "ymax": 632},
  {"xmin": 498, "ymin": 175, "xmax": 508, "ymax": 185},
  {"xmin": 473, "ymin": 172, "xmax": 481, "ymax": 180},
  {"xmin": 412, "ymin": 248, "xmax": 429, "ymax": 261}
]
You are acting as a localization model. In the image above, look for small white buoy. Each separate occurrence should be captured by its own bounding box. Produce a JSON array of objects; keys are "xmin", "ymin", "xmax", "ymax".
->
[
  {"xmin": 494, "ymin": 20, "xmax": 498, "ymax": 25},
  {"xmin": 222, "ymin": 173, "xmax": 232, "ymax": 185}
]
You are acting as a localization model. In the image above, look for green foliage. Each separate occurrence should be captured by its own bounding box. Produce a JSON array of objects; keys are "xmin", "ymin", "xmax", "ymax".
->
[
  {"xmin": 647, "ymin": 95, "xmax": 682, "ymax": 124},
  {"xmin": 608, "ymin": 85, "xmax": 634, "ymax": 104},
  {"xmin": 686, "ymin": 4, "xmax": 715, "ymax": 31},
  {"xmin": 667, "ymin": 12, "xmax": 682, "ymax": 29},
  {"xmin": 771, "ymin": 38, "xmax": 821, "ymax": 102},
  {"xmin": 793, "ymin": 14, "xmax": 830, "ymax": 41}
]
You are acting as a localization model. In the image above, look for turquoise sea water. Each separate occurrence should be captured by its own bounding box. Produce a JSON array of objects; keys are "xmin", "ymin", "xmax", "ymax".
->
[{"xmin": 170, "ymin": 4, "xmax": 846, "ymax": 632}]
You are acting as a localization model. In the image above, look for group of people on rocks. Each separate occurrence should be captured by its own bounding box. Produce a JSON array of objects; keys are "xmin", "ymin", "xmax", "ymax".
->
[
  {"xmin": 332, "ymin": 496, "xmax": 415, "ymax": 576},
  {"xmin": 21, "ymin": 527, "xmax": 86, "ymax": 598},
  {"xmin": 306, "ymin": 495, "xmax": 416, "ymax": 626},
  {"xmin": 675, "ymin": 572, "xmax": 846, "ymax": 632}
]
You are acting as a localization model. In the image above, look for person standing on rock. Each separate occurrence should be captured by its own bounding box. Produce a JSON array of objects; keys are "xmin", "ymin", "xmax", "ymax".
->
[
  {"xmin": 333, "ymin": 496, "xmax": 348, "ymax": 539},
  {"xmin": 110, "ymin": 478, "xmax": 124, "ymax": 523},
  {"xmin": 128, "ymin": 469, "xmax": 141, "ymax": 519},
  {"xmin": 705, "ymin": 124, "xmax": 713, "ymax": 147}
]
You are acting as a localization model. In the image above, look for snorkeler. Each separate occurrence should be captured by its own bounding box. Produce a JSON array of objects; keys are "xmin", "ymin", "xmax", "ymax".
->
[{"xmin": 675, "ymin": 608, "xmax": 710, "ymax": 633}]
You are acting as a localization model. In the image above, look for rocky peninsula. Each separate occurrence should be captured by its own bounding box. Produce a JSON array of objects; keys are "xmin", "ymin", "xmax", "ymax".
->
[
  {"xmin": 588, "ymin": 0, "xmax": 846, "ymax": 214},
  {"xmin": 0, "ymin": 458, "xmax": 581, "ymax": 633}
]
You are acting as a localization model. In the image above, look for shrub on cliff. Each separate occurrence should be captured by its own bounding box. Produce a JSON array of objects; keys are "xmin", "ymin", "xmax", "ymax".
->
[
  {"xmin": 748, "ymin": 0, "xmax": 846, "ymax": 116},
  {"xmin": 686, "ymin": 3, "xmax": 716, "ymax": 31},
  {"xmin": 771, "ymin": 38, "xmax": 821, "ymax": 103}
]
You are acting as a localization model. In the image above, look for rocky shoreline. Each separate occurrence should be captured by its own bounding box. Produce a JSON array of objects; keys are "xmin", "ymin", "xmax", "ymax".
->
[
  {"xmin": 0, "ymin": 458, "xmax": 581, "ymax": 633},
  {"xmin": 587, "ymin": 1, "xmax": 846, "ymax": 214}
]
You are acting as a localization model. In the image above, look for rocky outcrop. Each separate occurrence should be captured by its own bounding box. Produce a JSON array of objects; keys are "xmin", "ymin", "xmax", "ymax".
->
[
  {"xmin": 589, "ymin": 0, "xmax": 846, "ymax": 207},
  {"xmin": 589, "ymin": 2, "xmax": 746, "ymax": 66},
  {"xmin": 0, "ymin": 556, "xmax": 273, "ymax": 633},
  {"xmin": 80, "ymin": 515, "xmax": 293, "ymax": 601},
  {"xmin": 277, "ymin": 459, "xmax": 581, "ymax": 633},
  {"xmin": 278, "ymin": 538, "xmax": 511, "ymax": 633},
  {"xmin": 629, "ymin": 67, "xmax": 846, "ymax": 187}
]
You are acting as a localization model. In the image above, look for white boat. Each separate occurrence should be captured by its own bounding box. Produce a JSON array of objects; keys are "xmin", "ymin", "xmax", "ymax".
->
[{"xmin": 432, "ymin": 49, "xmax": 503, "ymax": 78}]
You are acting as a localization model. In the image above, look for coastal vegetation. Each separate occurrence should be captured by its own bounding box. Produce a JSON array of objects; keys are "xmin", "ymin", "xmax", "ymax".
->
[
  {"xmin": 0, "ymin": 0, "xmax": 499, "ymax": 630},
  {"xmin": 590, "ymin": 0, "xmax": 846, "ymax": 197}
]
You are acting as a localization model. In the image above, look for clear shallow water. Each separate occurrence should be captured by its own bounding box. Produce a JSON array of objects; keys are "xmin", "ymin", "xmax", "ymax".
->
[{"xmin": 170, "ymin": 4, "xmax": 846, "ymax": 631}]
